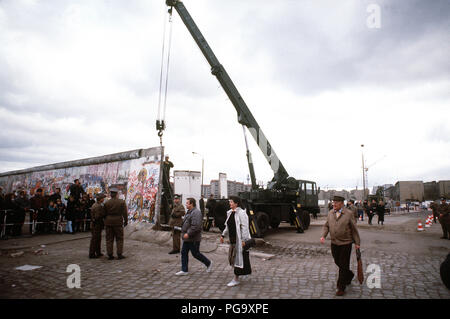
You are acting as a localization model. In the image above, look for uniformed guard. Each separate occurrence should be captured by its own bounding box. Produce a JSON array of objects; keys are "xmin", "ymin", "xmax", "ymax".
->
[
  {"xmin": 168, "ymin": 194, "xmax": 185, "ymax": 254},
  {"xmin": 89, "ymin": 193, "xmax": 106, "ymax": 259},
  {"xmin": 104, "ymin": 187, "xmax": 128, "ymax": 260},
  {"xmin": 438, "ymin": 197, "xmax": 450, "ymax": 240}
]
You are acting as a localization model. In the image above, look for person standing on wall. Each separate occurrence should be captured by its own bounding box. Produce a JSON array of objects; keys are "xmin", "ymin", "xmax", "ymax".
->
[
  {"xmin": 69, "ymin": 179, "xmax": 85, "ymax": 202},
  {"xmin": 176, "ymin": 197, "xmax": 212, "ymax": 276},
  {"xmin": 320, "ymin": 195, "xmax": 361, "ymax": 296},
  {"xmin": 104, "ymin": 187, "xmax": 128, "ymax": 260},
  {"xmin": 168, "ymin": 194, "xmax": 185, "ymax": 254},
  {"xmin": 220, "ymin": 196, "xmax": 252, "ymax": 287},
  {"xmin": 89, "ymin": 193, "xmax": 106, "ymax": 258}
]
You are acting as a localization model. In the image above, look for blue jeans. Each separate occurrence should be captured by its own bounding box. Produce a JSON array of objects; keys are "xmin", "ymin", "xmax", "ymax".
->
[
  {"xmin": 66, "ymin": 221, "xmax": 73, "ymax": 233},
  {"xmin": 181, "ymin": 241, "xmax": 211, "ymax": 272}
]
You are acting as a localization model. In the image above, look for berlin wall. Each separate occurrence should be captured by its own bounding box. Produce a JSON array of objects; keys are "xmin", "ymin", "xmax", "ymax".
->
[{"xmin": 0, "ymin": 146, "xmax": 164, "ymax": 223}]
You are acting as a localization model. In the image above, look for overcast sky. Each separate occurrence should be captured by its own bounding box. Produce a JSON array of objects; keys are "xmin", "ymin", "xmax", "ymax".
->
[{"xmin": 1, "ymin": 0, "xmax": 449, "ymax": 190}]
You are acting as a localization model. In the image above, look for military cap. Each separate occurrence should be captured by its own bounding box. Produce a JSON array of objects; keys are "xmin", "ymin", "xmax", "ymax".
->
[
  {"xmin": 174, "ymin": 194, "xmax": 181, "ymax": 199},
  {"xmin": 95, "ymin": 193, "xmax": 106, "ymax": 199},
  {"xmin": 332, "ymin": 195, "xmax": 345, "ymax": 202},
  {"xmin": 441, "ymin": 197, "xmax": 447, "ymax": 201},
  {"xmin": 109, "ymin": 187, "xmax": 119, "ymax": 193}
]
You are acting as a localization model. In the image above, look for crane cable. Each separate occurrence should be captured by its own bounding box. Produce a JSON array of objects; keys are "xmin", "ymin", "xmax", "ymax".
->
[{"xmin": 156, "ymin": 7, "xmax": 174, "ymax": 145}]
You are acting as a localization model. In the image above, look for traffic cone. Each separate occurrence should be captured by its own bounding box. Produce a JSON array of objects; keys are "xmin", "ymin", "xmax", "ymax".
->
[
  {"xmin": 417, "ymin": 220, "xmax": 424, "ymax": 231},
  {"xmin": 425, "ymin": 218, "xmax": 431, "ymax": 228}
]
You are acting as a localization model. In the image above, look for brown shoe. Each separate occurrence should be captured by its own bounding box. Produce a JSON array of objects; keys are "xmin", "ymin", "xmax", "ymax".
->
[{"xmin": 336, "ymin": 289, "xmax": 345, "ymax": 296}]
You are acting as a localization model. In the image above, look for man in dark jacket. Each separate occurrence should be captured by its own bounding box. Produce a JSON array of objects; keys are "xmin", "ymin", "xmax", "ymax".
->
[
  {"xmin": 176, "ymin": 198, "xmax": 212, "ymax": 276},
  {"xmin": 103, "ymin": 187, "xmax": 128, "ymax": 260}
]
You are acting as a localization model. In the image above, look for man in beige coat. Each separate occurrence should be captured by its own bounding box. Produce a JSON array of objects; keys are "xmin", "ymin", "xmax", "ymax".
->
[
  {"xmin": 168, "ymin": 194, "xmax": 185, "ymax": 254},
  {"xmin": 321, "ymin": 195, "xmax": 361, "ymax": 296},
  {"xmin": 104, "ymin": 187, "xmax": 128, "ymax": 260}
]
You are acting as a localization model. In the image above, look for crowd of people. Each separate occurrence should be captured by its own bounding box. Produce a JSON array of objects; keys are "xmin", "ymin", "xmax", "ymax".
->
[
  {"xmin": 0, "ymin": 179, "xmax": 96, "ymax": 238},
  {"xmin": 328, "ymin": 199, "xmax": 388, "ymax": 225}
]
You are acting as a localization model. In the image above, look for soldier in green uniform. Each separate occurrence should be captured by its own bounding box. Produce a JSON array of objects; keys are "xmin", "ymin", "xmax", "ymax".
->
[
  {"xmin": 168, "ymin": 194, "xmax": 185, "ymax": 254},
  {"xmin": 104, "ymin": 187, "xmax": 128, "ymax": 260},
  {"xmin": 89, "ymin": 193, "xmax": 106, "ymax": 259},
  {"xmin": 438, "ymin": 197, "xmax": 449, "ymax": 240}
]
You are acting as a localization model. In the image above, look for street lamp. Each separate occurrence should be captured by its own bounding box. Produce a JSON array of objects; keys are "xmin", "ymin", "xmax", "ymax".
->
[{"xmin": 192, "ymin": 152, "xmax": 204, "ymax": 196}]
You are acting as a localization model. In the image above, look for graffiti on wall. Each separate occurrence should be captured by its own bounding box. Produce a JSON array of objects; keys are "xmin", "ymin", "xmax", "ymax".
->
[{"xmin": 0, "ymin": 148, "xmax": 163, "ymax": 223}]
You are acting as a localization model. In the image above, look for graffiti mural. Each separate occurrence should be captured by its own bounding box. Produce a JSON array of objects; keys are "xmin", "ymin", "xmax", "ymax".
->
[{"xmin": 0, "ymin": 147, "xmax": 163, "ymax": 223}]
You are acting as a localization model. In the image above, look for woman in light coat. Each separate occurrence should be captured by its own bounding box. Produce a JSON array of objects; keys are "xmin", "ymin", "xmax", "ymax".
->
[{"xmin": 220, "ymin": 196, "xmax": 252, "ymax": 287}]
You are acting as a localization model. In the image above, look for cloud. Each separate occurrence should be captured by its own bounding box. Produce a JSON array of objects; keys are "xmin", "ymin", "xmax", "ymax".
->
[{"xmin": 0, "ymin": 0, "xmax": 449, "ymax": 191}]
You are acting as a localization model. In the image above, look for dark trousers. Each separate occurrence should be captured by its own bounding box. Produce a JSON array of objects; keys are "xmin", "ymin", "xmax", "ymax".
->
[
  {"xmin": 181, "ymin": 241, "xmax": 211, "ymax": 272},
  {"xmin": 368, "ymin": 213, "xmax": 373, "ymax": 225},
  {"xmin": 172, "ymin": 229, "xmax": 181, "ymax": 251},
  {"xmin": 89, "ymin": 224, "xmax": 103, "ymax": 256},
  {"xmin": 331, "ymin": 243, "xmax": 354, "ymax": 290},
  {"xmin": 105, "ymin": 225, "xmax": 124, "ymax": 256}
]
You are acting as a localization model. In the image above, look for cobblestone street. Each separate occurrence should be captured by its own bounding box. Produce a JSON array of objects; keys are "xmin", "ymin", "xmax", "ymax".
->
[{"xmin": 1, "ymin": 211, "xmax": 449, "ymax": 299}]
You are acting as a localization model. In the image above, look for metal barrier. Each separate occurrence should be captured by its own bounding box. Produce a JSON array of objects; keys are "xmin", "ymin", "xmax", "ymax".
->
[{"xmin": 0, "ymin": 209, "xmax": 92, "ymax": 239}]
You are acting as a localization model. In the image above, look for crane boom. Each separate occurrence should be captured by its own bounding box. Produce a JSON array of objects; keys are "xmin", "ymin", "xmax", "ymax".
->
[{"xmin": 166, "ymin": 0, "xmax": 289, "ymax": 189}]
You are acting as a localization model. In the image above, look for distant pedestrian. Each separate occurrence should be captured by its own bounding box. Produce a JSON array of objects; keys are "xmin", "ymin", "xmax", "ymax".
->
[
  {"xmin": 321, "ymin": 195, "xmax": 361, "ymax": 296},
  {"xmin": 168, "ymin": 194, "xmax": 185, "ymax": 254},
  {"xmin": 89, "ymin": 193, "xmax": 106, "ymax": 258},
  {"xmin": 104, "ymin": 187, "xmax": 128, "ymax": 260},
  {"xmin": 176, "ymin": 197, "xmax": 212, "ymax": 276},
  {"xmin": 437, "ymin": 197, "xmax": 449, "ymax": 240},
  {"xmin": 356, "ymin": 201, "xmax": 364, "ymax": 221},
  {"xmin": 431, "ymin": 201, "xmax": 439, "ymax": 223},
  {"xmin": 368, "ymin": 199, "xmax": 377, "ymax": 225},
  {"xmin": 376, "ymin": 200, "xmax": 385, "ymax": 225},
  {"xmin": 14, "ymin": 190, "xmax": 29, "ymax": 236},
  {"xmin": 220, "ymin": 196, "xmax": 252, "ymax": 287},
  {"xmin": 347, "ymin": 200, "xmax": 358, "ymax": 223}
]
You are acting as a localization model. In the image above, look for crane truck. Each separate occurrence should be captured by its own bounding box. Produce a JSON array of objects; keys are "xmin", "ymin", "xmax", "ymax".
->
[{"xmin": 165, "ymin": 0, "xmax": 320, "ymax": 237}]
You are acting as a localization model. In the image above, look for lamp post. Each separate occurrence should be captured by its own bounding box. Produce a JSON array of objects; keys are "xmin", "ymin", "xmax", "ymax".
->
[{"xmin": 192, "ymin": 152, "xmax": 204, "ymax": 196}]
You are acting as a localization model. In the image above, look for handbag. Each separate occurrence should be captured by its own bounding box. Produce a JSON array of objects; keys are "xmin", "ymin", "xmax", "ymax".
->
[{"xmin": 243, "ymin": 238, "xmax": 256, "ymax": 251}]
